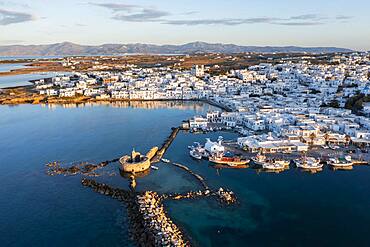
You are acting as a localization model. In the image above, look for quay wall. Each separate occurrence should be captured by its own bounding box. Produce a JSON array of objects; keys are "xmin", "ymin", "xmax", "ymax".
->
[{"xmin": 151, "ymin": 127, "xmax": 180, "ymax": 163}]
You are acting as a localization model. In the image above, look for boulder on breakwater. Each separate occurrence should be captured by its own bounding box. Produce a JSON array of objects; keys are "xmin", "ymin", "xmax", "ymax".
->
[{"xmin": 81, "ymin": 179, "xmax": 189, "ymax": 247}]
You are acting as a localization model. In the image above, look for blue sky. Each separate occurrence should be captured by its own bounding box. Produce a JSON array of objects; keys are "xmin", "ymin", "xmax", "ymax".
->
[{"xmin": 0, "ymin": 0, "xmax": 369, "ymax": 50}]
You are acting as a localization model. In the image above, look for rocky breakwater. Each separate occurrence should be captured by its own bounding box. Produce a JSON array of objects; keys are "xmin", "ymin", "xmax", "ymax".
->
[
  {"xmin": 216, "ymin": 188, "xmax": 237, "ymax": 205},
  {"xmin": 138, "ymin": 191, "xmax": 189, "ymax": 247},
  {"xmin": 165, "ymin": 188, "xmax": 237, "ymax": 205},
  {"xmin": 171, "ymin": 163, "xmax": 209, "ymax": 190},
  {"xmin": 81, "ymin": 178, "xmax": 189, "ymax": 247},
  {"xmin": 46, "ymin": 158, "xmax": 119, "ymax": 176}
]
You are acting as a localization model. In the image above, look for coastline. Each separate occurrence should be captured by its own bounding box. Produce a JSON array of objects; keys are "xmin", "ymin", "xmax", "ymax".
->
[{"xmin": 0, "ymin": 85, "xmax": 228, "ymax": 110}]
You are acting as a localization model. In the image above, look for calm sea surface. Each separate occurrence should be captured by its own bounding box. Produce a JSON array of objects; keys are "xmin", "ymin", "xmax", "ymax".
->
[
  {"xmin": 0, "ymin": 56, "xmax": 63, "ymax": 61},
  {"xmin": 0, "ymin": 72, "xmax": 70, "ymax": 88},
  {"xmin": 1, "ymin": 102, "xmax": 370, "ymax": 247},
  {"xmin": 0, "ymin": 63, "xmax": 28, "ymax": 72}
]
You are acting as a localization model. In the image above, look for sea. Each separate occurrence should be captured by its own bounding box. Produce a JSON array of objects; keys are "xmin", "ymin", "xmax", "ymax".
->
[{"xmin": 1, "ymin": 102, "xmax": 370, "ymax": 247}]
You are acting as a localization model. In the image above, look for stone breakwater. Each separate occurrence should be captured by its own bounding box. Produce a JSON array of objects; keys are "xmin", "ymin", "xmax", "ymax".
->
[
  {"xmin": 165, "ymin": 188, "xmax": 237, "ymax": 205},
  {"xmin": 81, "ymin": 178, "xmax": 190, "ymax": 247},
  {"xmin": 46, "ymin": 158, "xmax": 119, "ymax": 176},
  {"xmin": 151, "ymin": 127, "xmax": 180, "ymax": 163},
  {"xmin": 138, "ymin": 191, "xmax": 189, "ymax": 246},
  {"xmin": 171, "ymin": 162, "xmax": 209, "ymax": 190}
]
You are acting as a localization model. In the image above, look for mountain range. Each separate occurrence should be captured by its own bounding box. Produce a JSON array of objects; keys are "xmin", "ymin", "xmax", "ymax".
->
[{"xmin": 0, "ymin": 42, "xmax": 353, "ymax": 56}]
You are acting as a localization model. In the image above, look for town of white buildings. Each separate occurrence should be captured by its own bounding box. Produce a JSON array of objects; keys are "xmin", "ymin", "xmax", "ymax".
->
[{"xmin": 34, "ymin": 52, "xmax": 370, "ymax": 152}]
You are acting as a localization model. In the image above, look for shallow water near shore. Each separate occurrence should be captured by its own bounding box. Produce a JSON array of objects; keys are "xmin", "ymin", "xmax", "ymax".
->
[
  {"xmin": 1, "ymin": 102, "xmax": 370, "ymax": 246},
  {"xmin": 0, "ymin": 72, "xmax": 61, "ymax": 88},
  {"xmin": 0, "ymin": 63, "xmax": 28, "ymax": 72}
]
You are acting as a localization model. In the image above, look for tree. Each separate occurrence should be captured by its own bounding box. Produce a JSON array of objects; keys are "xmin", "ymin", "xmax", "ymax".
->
[
  {"xmin": 309, "ymin": 132, "xmax": 317, "ymax": 146},
  {"xmin": 345, "ymin": 93, "xmax": 370, "ymax": 114},
  {"xmin": 328, "ymin": 99, "xmax": 340, "ymax": 108},
  {"xmin": 345, "ymin": 135, "xmax": 352, "ymax": 146},
  {"xmin": 324, "ymin": 133, "xmax": 330, "ymax": 144}
]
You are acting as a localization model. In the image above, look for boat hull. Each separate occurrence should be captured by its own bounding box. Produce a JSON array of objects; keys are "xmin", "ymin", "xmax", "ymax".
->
[{"xmin": 209, "ymin": 157, "xmax": 249, "ymax": 166}]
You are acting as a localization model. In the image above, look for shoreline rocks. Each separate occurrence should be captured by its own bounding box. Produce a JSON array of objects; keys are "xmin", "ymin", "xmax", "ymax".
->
[
  {"xmin": 137, "ymin": 191, "xmax": 189, "ymax": 247},
  {"xmin": 81, "ymin": 179, "xmax": 190, "ymax": 247},
  {"xmin": 46, "ymin": 159, "xmax": 118, "ymax": 176}
]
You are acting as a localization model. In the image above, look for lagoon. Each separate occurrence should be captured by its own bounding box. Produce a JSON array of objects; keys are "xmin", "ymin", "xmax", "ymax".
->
[
  {"xmin": 0, "ymin": 63, "xmax": 28, "ymax": 73},
  {"xmin": 0, "ymin": 72, "xmax": 68, "ymax": 88}
]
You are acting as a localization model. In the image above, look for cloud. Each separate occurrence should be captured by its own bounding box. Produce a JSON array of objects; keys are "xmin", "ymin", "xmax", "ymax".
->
[
  {"xmin": 182, "ymin": 11, "xmax": 199, "ymax": 16},
  {"xmin": 90, "ymin": 2, "xmax": 169, "ymax": 22},
  {"xmin": 0, "ymin": 8, "xmax": 35, "ymax": 25},
  {"xmin": 89, "ymin": 2, "xmax": 138, "ymax": 12},
  {"xmin": 113, "ymin": 8, "xmax": 170, "ymax": 22},
  {"xmin": 91, "ymin": 3, "xmax": 350, "ymax": 27},
  {"xmin": 273, "ymin": 21, "xmax": 324, "ymax": 26},
  {"xmin": 164, "ymin": 17, "xmax": 280, "ymax": 26},
  {"xmin": 336, "ymin": 15, "xmax": 353, "ymax": 20},
  {"xmin": 290, "ymin": 14, "xmax": 323, "ymax": 20},
  {"xmin": 163, "ymin": 16, "xmax": 327, "ymax": 26}
]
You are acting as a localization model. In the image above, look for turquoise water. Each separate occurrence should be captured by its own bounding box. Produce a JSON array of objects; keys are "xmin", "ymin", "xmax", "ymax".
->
[
  {"xmin": 1, "ymin": 102, "xmax": 370, "ymax": 246},
  {"xmin": 164, "ymin": 131, "xmax": 370, "ymax": 246}
]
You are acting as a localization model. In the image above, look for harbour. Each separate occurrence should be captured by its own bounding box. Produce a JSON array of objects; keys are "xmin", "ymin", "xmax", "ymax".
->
[{"xmin": 1, "ymin": 102, "xmax": 370, "ymax": 247}]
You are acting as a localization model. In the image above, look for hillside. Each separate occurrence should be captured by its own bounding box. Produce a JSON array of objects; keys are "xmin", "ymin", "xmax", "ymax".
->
[{"xmin": 0, "ymin": 42, "xmax": 353, "ymax": 56}]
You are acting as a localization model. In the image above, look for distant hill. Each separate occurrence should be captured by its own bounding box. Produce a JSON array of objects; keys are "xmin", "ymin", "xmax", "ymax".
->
[{"xmin": 0, "ymin": 41, "xmax": 353, "ymax": 56}]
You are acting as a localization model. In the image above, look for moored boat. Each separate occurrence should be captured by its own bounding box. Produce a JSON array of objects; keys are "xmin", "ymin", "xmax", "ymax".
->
[
  {"xmin": 328, "ymin": 156, "xmax": 353, "ymax": 169},
  {"xmin": 189, "ymin": 149, "xmax": 202, "ymax": 160},
  {"xmin": 209, "ymin": 152, "xmax": 249, "ymax": 166},
  {"xmin": 251, "ymin": 153, "xmax": 268, "ymax": 166},
  {"xmin": 262, "ymin": 160, "xmax": 287, "ymax": 170},
  {"xmin": 274, "ymin": 159, "xmax": 290, "ymax": 168},
  {"xmin": 295, "ymin": 157, "xmax": 323, "ymax": 170}
]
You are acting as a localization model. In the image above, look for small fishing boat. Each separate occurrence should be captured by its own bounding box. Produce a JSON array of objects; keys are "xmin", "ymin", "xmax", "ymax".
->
[
  {"xmin": 209, "ymin": 152, "xmax": 249, "ymax": 166},
  {"xmin": 328, "ymin": 156, "xmax": 353, "ymax": 169},
  {"xmin": 295, "ymin": 157, "xmax": 323, "ymax": 170},
  {"xmin": 189, "ymin": 149, "xmax": 202, "ymax": 160},
  {"xmin": 150, "ymin": 165, "xmax": 159, "ymax": 170},
  {"xmin": 251, "ymin": 153, "xmax": 268, "ymax": 166},
  {"xmin": 262, "ymin": 160, "xmax": 287, "ymax": 170},
  {"xmin": 161, "ymin": 158, "xmax": 170, "ymax": 163}
]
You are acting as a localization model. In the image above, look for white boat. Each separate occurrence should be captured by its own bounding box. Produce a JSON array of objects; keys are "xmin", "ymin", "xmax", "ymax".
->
[
  {"xmin": 161, "ymin": 158, "xmax": 170, "ymax": 163},
  {"xmin": 262, "ymin": 161, "xmax": 286, "ymax": 170},
  {"xmin": 328, "ymin": 156, "xmax": 353, "ymax": 168},
  {"xmin": 251, "ymin": 153, "xmax": 268, "ymax": 166},
  {"xmin": 189, "ymin": 149, "xmax": 202, "ymax": 160},
  {"xmin": 295, "ymin": 157, "xmax": 323, "ymax": 169},
  {"xmin": 150, "ymin": 165, "xmax": 159, "ymax": 170}
]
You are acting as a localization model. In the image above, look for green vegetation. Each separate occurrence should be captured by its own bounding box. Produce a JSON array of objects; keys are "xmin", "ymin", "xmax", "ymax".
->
[
  {"xmin": 328, "ymin": 99, "xmax": 340, "ymax": 108},
  {"xmin": 320, "ymin": 99, "xmax": 340, "ymax": 108},
  {"xmin": 310, "ymin": 89, "xmax": 321, "ymax": 94},
  {"xmin": 345, "ymin": 93, "xmax": 370, "ymax": 113}
]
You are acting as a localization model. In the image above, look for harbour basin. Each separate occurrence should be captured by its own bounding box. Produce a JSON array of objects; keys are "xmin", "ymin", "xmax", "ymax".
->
[{"xmin": 1, "ymin": 102, "xmax": 370, "ymax": 246}]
